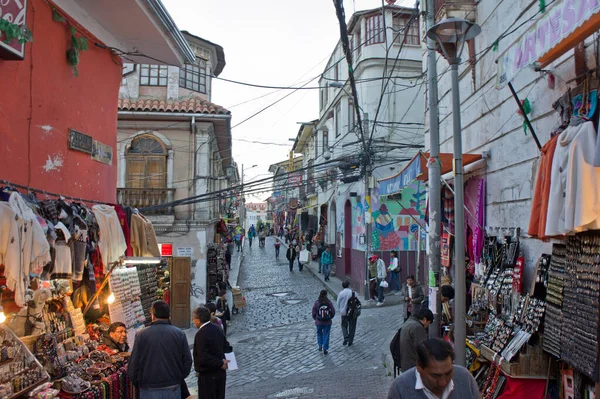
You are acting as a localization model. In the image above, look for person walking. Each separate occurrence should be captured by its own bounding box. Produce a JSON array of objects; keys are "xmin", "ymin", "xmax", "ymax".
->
[
  {"xmin": 375, "ymin": 255, "xmax": 387, "ymax": 306},
  {"xmin": 387, "ymin": 338, "xmax": 481, "ymax": 399},
  {"xmin": 286, "ymin": 244, "xmax": 297, "ymax": 271},
  {"xmin": 296, "ymin": 243, "xmax": 303, "ymax": 271},
  {"xmin": 399, "ymin": 308, "xmax": 434, "ymax": 372},
  {"xmin": 128, "ymin": 301, "xmax": 192, "ymax": 399},
  {"xmin": 320, "ymin": 246, "xmax": 333, "ymax": 281},
  {"xmin": 225, "ymin": 247, "xmax": 232, "ymax": 270},
  {"xmin": 337, "ymin": 281, "xmax": 358, "ymax": 346},
  {"xmin": 193, "ymin": 307, "xmax": 233, "ymax": 399},
  {"xmin": 368, "ymin": 256, "xmax": 378, "ymax": 301},
  {"xmin": 400, "ymin": 275, "xmax": 425, "ymax": 321},
  {"xmin": 388, "ymin": 250, "xmax": 401, "ymax": 294},
  {"xmin": 311, "ymin": 290, "xmax": 335, "ymax": 355},
  {"xmin": 274, "ymin": 239, "xmax": 281, "ymax": 259},
  {"xmin": 247, "ymin": 226, "xmax": 255, "ymax": 248},
  {"xmin": 215, "ymin": 289, "xmax": 231, "ymax": 336}
]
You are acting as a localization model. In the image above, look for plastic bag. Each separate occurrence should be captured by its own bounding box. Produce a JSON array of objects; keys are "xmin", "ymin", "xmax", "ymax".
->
[{"xmin": 380, "ymin": 280, "xmax": 389, "ymax": 288}]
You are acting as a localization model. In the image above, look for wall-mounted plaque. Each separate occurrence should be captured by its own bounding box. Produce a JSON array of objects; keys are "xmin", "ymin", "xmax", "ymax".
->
[
  {"xmin": 68, "ymin": 129, "xmax": 93, "ymax": 154},
  {"xmin": 0, "ymin": 0, "xmax": 28, "ymax": 60}
]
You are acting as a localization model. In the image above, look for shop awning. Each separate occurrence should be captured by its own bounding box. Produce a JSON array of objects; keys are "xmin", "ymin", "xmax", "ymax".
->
[
  {"xmin": 496, "ymin": 0, "xmax": 600, "ymax": 89},
  {"xmin": 378, "ymin": 151, "xmax": 483, "ymax": 196}
]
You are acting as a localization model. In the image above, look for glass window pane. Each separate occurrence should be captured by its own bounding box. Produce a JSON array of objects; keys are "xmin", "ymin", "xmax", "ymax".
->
[
  {"xmin": 150, "ymin": 77, "xmax": 158, "ymax": 85},
  {"xmin": 192, "ymin": 74, "xmax": 199, "ymax": 83},
  {"xmin": 141, "ymin": 76, "xmax": 148, "ymax": 85},
  {"xmin": 160, "ymin": 77, "xmax": 167, "ymax": 86}
]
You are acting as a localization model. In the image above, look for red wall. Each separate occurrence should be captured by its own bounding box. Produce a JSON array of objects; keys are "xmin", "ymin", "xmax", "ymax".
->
[{"xmin": 0, "ymin": 0, "xmax": 121, "ymax": 203}]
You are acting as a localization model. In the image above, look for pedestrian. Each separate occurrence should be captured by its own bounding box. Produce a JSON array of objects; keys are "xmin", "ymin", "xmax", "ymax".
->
[
  {"xmin": 375, "ymin": 255, "xmax": 387, "ymax": 306},
  {"xmin": 400, "ymin": 275, "xmax": 425, "ymax": 321},
  {"xmin": 311, "ymin": 289, "xmax": 335, "ymax": 355},
  {"xmin": 216, "ymin": 289, "xmax": 231, "ymax": 336},
  {"xmin": 317, "ymin": 242, "xmax": 325, "ymax": 273},
  {"xmin": 226, "ymin": 239, "xmax": 235, "ymax": 258},
  {"xmin": 296, "ymin": 243, "xmax": 303, "ymax": 271},
  {"xmin": 128, "ymin": 301, "xmax": 192, "ymax": 399},
  {"xmin": 388, "ymin": 250, "xmax": 401, "ymax": 294},
  {"xmin": 286, "ymin": 244, "xmax": 297, "ymax": 271},
  {"xmin": 399, "ymin": 308, "xmax": 433, "ymax": 372},
  {"xmin": 193, "ymin": 307, "xmax": 233, "ymax": 399},
  {"xmin": 102, "ymin": 322, "xmax": 129, "ymax": 353},
  {"xmin": 274, "ymin": 239, "xmax": 281, "ymax": 259},
  {"xmin": 320, "ymin": 245, "xmax": 333, "ymax": 281},
  {"xmin": 337, "ymin": 281, "xmax": 357, "ymax": 346},
  {"xmin": 284, "ymin": 226, "xmax": 289, "ymax": 243},
  {"xmin": 368, "ymin": 256, "xmax": 378, "ymax": 301},
  {"xmin": 204, "ymin": 302, "xmax": 224, "ymax": 330},
  {"xmin": 279, "ymin": 226, "xmax": 284, "ymax": 239},
  {"xmin": 225, "ymin": 247, "xmax": 232, "ymax": 270},
  {"xmin": 247, "ymin": 226, "xmax": 255, "ymax": 248},
  {"xmin": 387, "ymin": 338, "xmax": 481, "ymax": 399}
]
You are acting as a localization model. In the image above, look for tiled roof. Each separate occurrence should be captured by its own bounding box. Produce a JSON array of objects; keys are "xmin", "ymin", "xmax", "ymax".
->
[{"xmin": 118, "ymin": 97, "xmax": 230, "ymax": 115}]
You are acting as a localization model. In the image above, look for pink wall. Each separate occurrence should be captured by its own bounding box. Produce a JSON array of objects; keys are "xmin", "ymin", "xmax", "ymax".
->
[{"xmin": 0, "ymin": 0, "xmax": 121, "ymax": 203}]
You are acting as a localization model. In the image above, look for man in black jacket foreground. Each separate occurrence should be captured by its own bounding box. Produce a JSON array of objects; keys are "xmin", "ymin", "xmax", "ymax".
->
[
  {"xmin": 193, "ymin": 307, "xmax": 232, "ymax": 399},
  {"xmin": 128, "ymin": 301, "xmax": 192, "ymax": 398}
]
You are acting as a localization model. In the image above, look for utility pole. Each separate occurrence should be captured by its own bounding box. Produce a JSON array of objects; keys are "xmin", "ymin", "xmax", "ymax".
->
[
  {"xmin": 241, "ymin": 164, "xmax": 245, "ymax": 229},
  {"xmin": 425, "ymin": 0, "xmax": 442, "ymax": 339},
  {"xmin": 363, "ymin": 114, "xmax": 371, "ymax": 301}
]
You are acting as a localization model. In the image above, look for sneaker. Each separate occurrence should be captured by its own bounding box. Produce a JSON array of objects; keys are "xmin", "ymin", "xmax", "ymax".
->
[
  {"xmin": 318, "ymin": 346, "xmax": 322, "ymax": 351},
  {"xmin": 323, "ymin": 350, "xmax": 328, "ymax": 355},
  {"xmin": 376, "ymin": 302, "xmax": 383, "ymax": 306}
]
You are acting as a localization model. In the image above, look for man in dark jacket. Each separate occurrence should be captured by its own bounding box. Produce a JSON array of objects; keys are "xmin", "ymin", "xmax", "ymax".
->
[
  {"xmin": 400, "ymin": 275, "xmax": 425, "ymax": 321},
  {"xmin": 193, "ymin": 307, "xmax": 232, "ymax": 399},
  {"xmin": 399, "ymin": 308, "xmax": 433, "ymax": 372},
  {"xmin": 102, "ymin": 322, "xmax": 129, "ymax": 352},
  {"xmin": 286, "ymin": 245, "xmax": 297, "ymax": 272},
  {"xmin": 128, "ymin": 301, "xmax": 192, "ymax": 398}
]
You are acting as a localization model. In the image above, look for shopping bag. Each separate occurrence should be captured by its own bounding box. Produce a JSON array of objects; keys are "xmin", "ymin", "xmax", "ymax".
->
[
  {"xmin": 299, "ymin": 249, "xmax": 310, "ymax": 264},
  {"xmin": 380, "ymin": 280, "xmax": 389, "ymax": 288}
]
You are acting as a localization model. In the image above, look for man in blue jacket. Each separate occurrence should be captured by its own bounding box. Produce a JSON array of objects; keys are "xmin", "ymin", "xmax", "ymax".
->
[
  {"xmin": 128, "ymin": 301, "xmax": 192, "ymax": 399},
  {"xmin": 320, "ymin": 246, "xmax": 333, "ymax": 281}
]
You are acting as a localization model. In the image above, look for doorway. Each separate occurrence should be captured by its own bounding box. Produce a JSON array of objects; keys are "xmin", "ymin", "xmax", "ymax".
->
[{"xmin": 344, "ymin": 200, "xmax": 352, "ymax": 275}]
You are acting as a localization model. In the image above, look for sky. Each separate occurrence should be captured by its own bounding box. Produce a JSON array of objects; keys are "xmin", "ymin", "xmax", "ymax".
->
[{"xmin": 162, "ymin": 0, "xmax": 413, "ymax": 200}]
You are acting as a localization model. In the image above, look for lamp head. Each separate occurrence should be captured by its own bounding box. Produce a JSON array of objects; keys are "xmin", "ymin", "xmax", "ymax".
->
[{"xmin": 426, "ymin": 18, "xmax": 481, "ymax": 64}]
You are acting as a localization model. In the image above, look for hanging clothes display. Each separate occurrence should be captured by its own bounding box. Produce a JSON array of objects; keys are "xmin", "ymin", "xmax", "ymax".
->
[
  {"xmin": 528, "ymin": 134, "xmax": 560, "ymax": 238},
  {"xmin": 545, "ymin": 121, "xmax": 600, "ymax": 236},
  {"xmin": 92, "ymin": 205, "xmax": 127, "ymax": 272},
  {"xmin": 129, "ymin": 212, "xmax": 160, "ymax": 257}
]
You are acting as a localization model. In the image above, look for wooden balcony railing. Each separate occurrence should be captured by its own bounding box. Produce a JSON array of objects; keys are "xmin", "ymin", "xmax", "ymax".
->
[{"xmin": 117, "ymin": 188, "xmax": 175, "ymax": 214}]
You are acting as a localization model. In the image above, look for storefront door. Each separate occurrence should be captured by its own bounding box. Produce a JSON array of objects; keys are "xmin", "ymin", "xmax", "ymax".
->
[{"xmin": 171, "ymin": 256, "xmax": 191, "ymax": 328}]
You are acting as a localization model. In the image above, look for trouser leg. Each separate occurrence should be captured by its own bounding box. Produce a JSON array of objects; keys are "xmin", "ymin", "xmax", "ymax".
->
[{"xmin": 348, "ymin": 317, "xmax": 357, "ymax": 344}]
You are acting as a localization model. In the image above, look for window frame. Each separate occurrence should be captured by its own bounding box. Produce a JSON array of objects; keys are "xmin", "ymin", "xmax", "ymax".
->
[
  {"xmin": 335, "ymin": 102, "xmax": 342, "ymax": 138},
  {"xmin": 365, "ymin": 14, "xmax": 385, "ymax": 46},
  {"xmin": 179, "ymin": 59, "xmax": 208, "ymax": 94},
  {"xmin": 348, "ymin": 99, "xmax": 355, "ymax": 132},
  {"xmin": 392, "ymin": 14, "xmax": 420, "ymax": 46},
  {"xmin": 139, "ymin": 64, "xmax": 168, "ymax": 87},
  {"xmin": 322, "ymin": 130, "xmax": 329, "ymax": 156}
]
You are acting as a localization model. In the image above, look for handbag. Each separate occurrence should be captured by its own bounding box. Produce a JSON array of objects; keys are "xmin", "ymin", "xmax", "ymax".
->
[{"xmin": 380, "ymin": 280, "xmax": 389, "ymax": 288}]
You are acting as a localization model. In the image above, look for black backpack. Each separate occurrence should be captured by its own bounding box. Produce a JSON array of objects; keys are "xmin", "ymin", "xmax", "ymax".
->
[
  {"xmin": 316, "ymin": 303, "xmax": 333, "ymax": 321},
  {"xmin": 389, "ymin": 327, "xmax": 403, "ymax": 371},
  {"xmin": 346, "ymin": 292, "xmax": 362, "ymax": 318}
]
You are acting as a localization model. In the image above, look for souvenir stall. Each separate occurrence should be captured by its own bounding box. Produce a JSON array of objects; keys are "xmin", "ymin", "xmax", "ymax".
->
[
  {"xmin": 462, "ymin": 77, "xmax": 600, "ymax": 397},
  {"xmin": 0, "ymin": 182, "xmax": 162, "ymax": 398},
  {"xmin": 206, "ymin": 244, "xmax": 228, "ymax": 301}
]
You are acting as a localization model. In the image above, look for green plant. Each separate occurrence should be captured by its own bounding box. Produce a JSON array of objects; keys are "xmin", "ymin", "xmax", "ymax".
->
[
  {"xmin": 0, "ymin": 19, "xmax": 33, "ymax": 45},
  {"xmin": 53, "ymin": 10, "xmax": 88, "ymax": 76}
]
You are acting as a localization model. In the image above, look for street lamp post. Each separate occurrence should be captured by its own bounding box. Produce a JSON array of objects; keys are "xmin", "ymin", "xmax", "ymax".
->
[{"xmin": 426, "ymin": 17, "xmax": 481, "ymax": 366}]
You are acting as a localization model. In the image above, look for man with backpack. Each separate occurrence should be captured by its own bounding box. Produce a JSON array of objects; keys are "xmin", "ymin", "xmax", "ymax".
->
[
  {"xmin": 390, "ymin": 308, "xmax": 434, "ymax": 376},
  {"xmin": 337, "ymin": 281, "xmax": 361, "ymax": 346}
]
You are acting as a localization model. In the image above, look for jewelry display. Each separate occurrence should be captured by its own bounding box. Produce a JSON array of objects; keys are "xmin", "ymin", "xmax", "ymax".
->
[
  {"xmin": 0, "ymin": 325, "xmax": 50, "ymax": 398},
  {"xmin": 108, "ymin": 267, "xmax": 145, "ymax": 340},
  {"xmin": 136, "ymin": 264, "xmax": 159, "ymax": 326}
]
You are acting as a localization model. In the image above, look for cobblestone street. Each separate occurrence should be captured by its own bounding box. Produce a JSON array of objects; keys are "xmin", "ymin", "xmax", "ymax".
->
[{"xmin": 187, "ymin": 237, "xmax": 407, "ymax": 398}]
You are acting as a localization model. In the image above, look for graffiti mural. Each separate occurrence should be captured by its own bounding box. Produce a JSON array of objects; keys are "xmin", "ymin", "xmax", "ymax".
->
[{"xmin": 371, "ymin": 181, "xmax": 426, "ymax": 251}]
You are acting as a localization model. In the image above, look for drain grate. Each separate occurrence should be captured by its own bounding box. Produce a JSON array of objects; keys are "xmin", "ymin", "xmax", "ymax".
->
[{"xmin": 271, "ymin": 387, "xmax": 314, "ymax": 398}]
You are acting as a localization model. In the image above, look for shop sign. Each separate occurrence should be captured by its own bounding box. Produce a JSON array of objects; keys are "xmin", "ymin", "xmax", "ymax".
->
[
  {"xmin": 91, "ymin": 140, "xmax": 113, "ymax": 165},
  {"xmin": 158, "ymin": 243, "xmax": 173, "ymax": 256},
  {"xmin": 177, "ymin": 247, "xmax": 193, "ymax": 257},
  {"xmin": 497, "ymin": 0, "xmax": 600, "ymax": 89},
  {"xmin": 68, "ymin": 129, "xmax": 93, "ymax": 154},
  {"xmin": 378, "ymin": 155, "xmax": 421, "ymax": 196},
  {"xmin": 289, "ymin": 173, "xmax": 302, "ymax": 186},
  {"xmin": 0, "ymin": 0, "xmax": 28, "ymax": 60}
]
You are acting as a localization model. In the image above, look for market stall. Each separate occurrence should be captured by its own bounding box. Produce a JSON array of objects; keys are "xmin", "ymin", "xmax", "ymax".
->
[{"xmin": 0, "ymin": 183, "xmax": 165, "ymax": 398}]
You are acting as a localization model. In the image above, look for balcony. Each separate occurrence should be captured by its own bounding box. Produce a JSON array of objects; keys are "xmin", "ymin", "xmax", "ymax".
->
[{"xmin": 117, "ymin": 188, "xmax": 175, "ymax": 214}]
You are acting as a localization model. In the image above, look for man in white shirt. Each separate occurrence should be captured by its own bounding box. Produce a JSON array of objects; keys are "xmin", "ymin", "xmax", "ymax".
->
[
  {"xmin": 336, "ymin": 281, "xmax": 356, "ymax": 346},
  {"xmin": 387, "ymin": 338, "xmax": 481, "ymax": 399}
]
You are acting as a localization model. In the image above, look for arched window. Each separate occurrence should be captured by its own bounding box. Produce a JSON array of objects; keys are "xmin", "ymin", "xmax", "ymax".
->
[{"xmin": 126, "ymin": 135, "xmax": 167, "ymax": 189}]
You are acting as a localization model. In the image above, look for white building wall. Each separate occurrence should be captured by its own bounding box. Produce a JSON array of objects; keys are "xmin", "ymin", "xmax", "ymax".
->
[{"xmin": 423, "ymin": 0, "xmax": 598, "ymax": 277}]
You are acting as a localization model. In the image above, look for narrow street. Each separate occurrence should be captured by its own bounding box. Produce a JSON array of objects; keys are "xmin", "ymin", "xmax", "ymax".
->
[{"xmin": 211, "ymin": 236, "xmax": 404, "ymax": 398}]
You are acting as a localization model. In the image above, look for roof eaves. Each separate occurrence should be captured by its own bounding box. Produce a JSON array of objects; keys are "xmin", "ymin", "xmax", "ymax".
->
[{"xmin": 145, "ymin": 0, "xmax": 196, "ymax": 65}]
